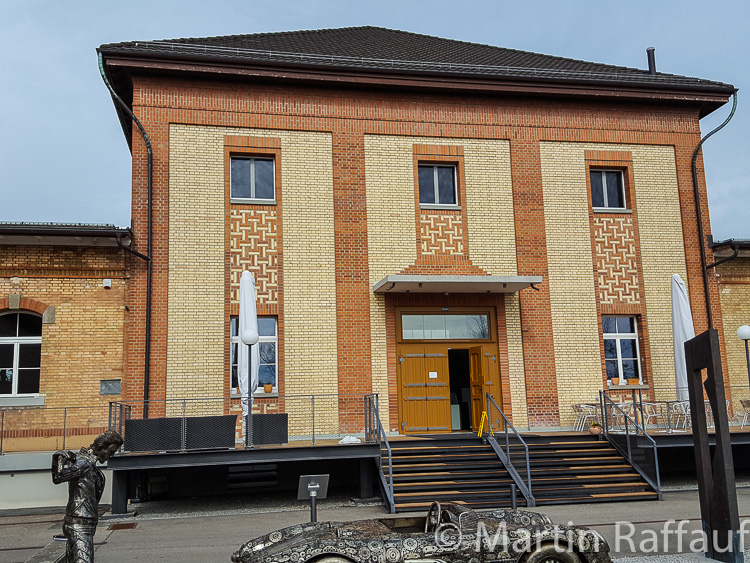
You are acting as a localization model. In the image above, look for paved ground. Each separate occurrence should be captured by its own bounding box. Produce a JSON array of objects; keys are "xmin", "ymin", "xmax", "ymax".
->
[{"xmin": 4, "ymin": 486, "xmax": 750, "ymax": 562}]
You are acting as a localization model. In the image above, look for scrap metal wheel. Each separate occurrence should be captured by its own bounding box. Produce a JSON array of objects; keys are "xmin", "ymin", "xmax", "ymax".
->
[{"xmin": 522, "ymin": 545, "xmax": 579, "ymax": 563}]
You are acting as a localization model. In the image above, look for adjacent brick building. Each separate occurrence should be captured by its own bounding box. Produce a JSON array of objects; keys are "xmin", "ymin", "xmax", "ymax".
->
[
  {"xmin": 0, "ymin": 224, "xmax": 132, "ymax": 451},
  {"xmin": 714, "ymin": 239, "xmax": 750, "ymax": 390},
  {"xmin": 3, "ymin": 27, "xmax": 737, "ymax": 439}
]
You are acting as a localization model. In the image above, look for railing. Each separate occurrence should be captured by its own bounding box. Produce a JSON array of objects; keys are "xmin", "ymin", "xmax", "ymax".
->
[
  {"xmin": 484, "ymin": 393, "xmax": 535, "ymax": 507},
  {"xmin": 0, "ymin": 405, "xmax": 111, "ymax": 454},
  {"xmin": 372, "ymin": 396, "xmax": 395, "ymax": 514},
  {"xmin": 604, "ymin": 385, "xmax": 750, "ymax": 431},
  {"xmin": 109, "ymin": 393, "xmax": 378, "ymax": 452},
  {"xmin": 599, "ymin": 390, "xmax": 662, "ymax": 499}
]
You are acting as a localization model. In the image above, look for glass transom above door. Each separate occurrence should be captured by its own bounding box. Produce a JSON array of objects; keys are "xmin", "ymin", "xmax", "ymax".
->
[{"xmin": 401, "ymin": 314, "xmax": 489, "ymax": 340}]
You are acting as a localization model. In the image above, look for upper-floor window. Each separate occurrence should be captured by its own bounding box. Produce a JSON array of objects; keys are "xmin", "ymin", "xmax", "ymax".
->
[
  {"xmin": 0, "ymin": 313, "xmax": 42, "ymax": 396},
  {"xmin": 603, "ymin": 316, "xmax": 641, "ymax": 383},
  {"xmin": 231, "ymin": 157, "xmax": 276, "ymax": 203},
  {"xmin": 590, "ymin": 170, "xmax": 626, "ymax": 210},
  {"xmin": 230, "ymin": 316, "xmax": 278, "ymax": 394},
  {"xmin": 418, "ymin": 165, "xmax": 457, "ymax": 207}
]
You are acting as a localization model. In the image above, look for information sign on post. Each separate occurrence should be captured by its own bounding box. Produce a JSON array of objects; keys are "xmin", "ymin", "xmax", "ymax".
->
[{"xmin": 297, "ymin": 474, "xmax": 329, "ymax": 523}]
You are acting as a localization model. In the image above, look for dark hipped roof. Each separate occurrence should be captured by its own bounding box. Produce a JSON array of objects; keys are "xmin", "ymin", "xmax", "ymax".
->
[{"xmin": 99, "ymin": 26, "xmax": 734, "ymax": 93}]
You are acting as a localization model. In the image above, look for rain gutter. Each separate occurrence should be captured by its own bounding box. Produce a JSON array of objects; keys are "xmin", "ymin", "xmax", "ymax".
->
[{"xmin": 98, "ymin": 51, "xmax": 154, "ymax": 417}]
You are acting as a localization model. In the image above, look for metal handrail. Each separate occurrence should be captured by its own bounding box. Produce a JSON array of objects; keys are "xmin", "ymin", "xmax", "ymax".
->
[
  {"xmin": 373, "ymin": 398, "xmax": 395, "ymax": 513},
  {"xmin": 485, "ymin": 393, "xmax": 535, "ymax": 507},
  {"xmin": 599, "ymin": 391, "xmax": 662, "ymax": 498},
  {"xmin": 108, "ymin": 393, "xmax": 378, "ymax": 451}
]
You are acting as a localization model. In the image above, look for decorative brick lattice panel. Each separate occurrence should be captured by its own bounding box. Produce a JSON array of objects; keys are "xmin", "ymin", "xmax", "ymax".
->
[
  {"xmin": 420, "ymin": 211, "xmax": 465, "ymax": 256},
  {"xmin": 594, "ymin": 216, "xmax": 640, "ymax": 305},
  {"xmin": 230, "ymin": 208, "xmax": 279, "ymax": 305}
]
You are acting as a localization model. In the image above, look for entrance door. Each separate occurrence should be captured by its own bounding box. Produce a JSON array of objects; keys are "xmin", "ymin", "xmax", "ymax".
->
[
  {"xmin": 469, "ymin": 346, "xmax": 486, "ymax": 432},
  {"xmin": 397, "ymin": 346, "xmax": 449, "ymax": 434}
]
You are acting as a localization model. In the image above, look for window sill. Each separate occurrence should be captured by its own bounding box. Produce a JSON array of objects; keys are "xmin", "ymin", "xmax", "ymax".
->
[
  {"xmin": 230, "ymin": 198, "xmax": 277, "ymax": 206},
  {"xmin": 593, "ymin": 207, "xmax": 632, "ymax": 214},
  {"xmin": 230, "ymin": 391, "xmax": 279, "ymax": 399},
  {"xmin": 420, "ymin": 204, "xmax": 462, "ymax": 211},
  {"xmin": 0, "ymin": 395, "xmax": 46, "ymax": 407}
]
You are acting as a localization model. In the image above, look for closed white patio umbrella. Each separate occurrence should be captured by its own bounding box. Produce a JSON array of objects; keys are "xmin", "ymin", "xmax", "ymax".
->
[
  {"xmin": 239, "ymin": 271, "xmax": 260, "ymax": 445},
  {"xmin": 672, "ymin": 274, "xmax": 695, "ymax": 401}
]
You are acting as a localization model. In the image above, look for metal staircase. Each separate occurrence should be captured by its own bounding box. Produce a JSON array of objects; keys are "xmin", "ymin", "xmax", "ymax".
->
[{"xmin": 379, "ymin": 432, "xmax": 658, "ymax": 513}]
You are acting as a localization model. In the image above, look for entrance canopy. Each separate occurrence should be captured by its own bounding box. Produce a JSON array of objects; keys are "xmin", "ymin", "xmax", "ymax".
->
[{"xmin": 373, "ymin": 274, "xmax": 542, "ymax": 294}]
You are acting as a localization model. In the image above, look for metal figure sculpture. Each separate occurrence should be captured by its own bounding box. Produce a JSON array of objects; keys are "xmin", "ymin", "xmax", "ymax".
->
[{"xmin": 51, "ymin": 430, "xmax": 123, "ymax": 562}]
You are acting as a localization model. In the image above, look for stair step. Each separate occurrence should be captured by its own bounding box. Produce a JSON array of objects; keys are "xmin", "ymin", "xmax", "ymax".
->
[
  {"xmin": 532, "ymin": 472, "xmax": 642, "ymax": 483},
  {"xmin": 385, "ymin": 471, "xmax": 509, "ymax": 482},
  {"xmin": 394, "ymin": 499, "xmax": 524, "ymax": 512},
  {"xmin": 393, "ymin": 479, "xmax": 514, "ymax": 490},
  {"xmin": 391, "ymin": 444, "xmax": 488, "ymax": 452},
  {"xmin": 527, "ymin": 448, "xmax": 617, "ymax": 457},
  {"xmin": 531, "ymin": 481, "xmax": 653, "ymax": 496},
  {"xmin": 527, "ymin": 456, "xmax": 625, "ymax": 466},
  {"xmin": 389, "ymin": 462, "xmax": 506, "ymax": 472},
  {"xmin": 535, "ymin": 491, "xmax": 660, "ymax": 505},
  {"xmin": 394, "ymin": 490, "xmax": 514, "ymax": 502},
  {"xmin": 393, "ymin": 453, "xmax": 499, "ymax": 463}
]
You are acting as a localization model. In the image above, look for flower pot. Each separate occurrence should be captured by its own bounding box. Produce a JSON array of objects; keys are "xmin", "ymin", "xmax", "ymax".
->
[
  {"xmin": 589, "ymin": 426, "xmax": 603, "ymax": 435},
  {"xmin": 263, "ymin": 384, "xmax": 273, "ymax": 394},
  {"xmin": 626, "ymin": 378, "xmax": 640, "ymax": 386},
  {"xmin": 611, "ymin": 378, "xmax": 620, "ymax": 386}
]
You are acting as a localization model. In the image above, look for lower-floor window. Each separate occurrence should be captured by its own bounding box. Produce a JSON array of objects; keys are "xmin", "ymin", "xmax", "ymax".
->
[
  {"xmin": 603, "ymin": 316, "xmax": 641, "ymax": 382},
  {"xmin": 0, "ymin": 312, "xmax": 42, "ymax": 396},
  {"xmin": 230, "ymin": 316, "xmax": 278, "ymax": 393}
]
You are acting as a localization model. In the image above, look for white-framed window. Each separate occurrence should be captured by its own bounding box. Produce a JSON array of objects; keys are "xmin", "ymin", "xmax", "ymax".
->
[
  {"xmin": 590, "ymin": 170, "xmax": 626, "ymax": 210},
  {"xmin": 418, "ymin": 164, "xmax": 458, "ymax": 207},
  {"xmin": 603, "ymin": 316, "xmax": 642, "ymax": 382},
  {"xmin": 230, "ymin": 157, "xmax": 276, "ymax": 203},
  {"xmin": 0, "ymin": 312, "xmax": 42, "ymax": 396},
  {"xmin": 230, "ymin": 316, "xmax": 278, "ymax": 394}
]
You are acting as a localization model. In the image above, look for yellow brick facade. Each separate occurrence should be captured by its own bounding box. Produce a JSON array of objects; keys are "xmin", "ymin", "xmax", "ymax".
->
[
  {"xmin": 167, "ymin": 125, "xmax": 338, "ymax": 425},
  {"xmin": 717, "ymin": 259, "xmax": 750, "ymax": 388},
  {"xmin": 0, "ymin": 246, "xmax": 127, "ymax": 445},
  {"xmin": 540, "ymin": 142, "xmax": 687, "ymax": 424},
  {"xmin": 504, "ymin": 293, "xmax": 528, "ymax": 428},
  {"xmin": 364, "ymin": 134, "xmax": 516, "ymax": 430},
  {"xmin": 631, "ymin": 146, "xmax": 688, "ymax": 396}
]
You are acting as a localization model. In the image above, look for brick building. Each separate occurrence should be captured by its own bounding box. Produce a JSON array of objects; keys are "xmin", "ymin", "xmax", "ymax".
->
[
  {"xmin": 0, "ymin": 224, "xmax": 132, "ymax": 456},
  {"xmin": 714, "ymin": 238, "xmax": 750, "ymax": 390},
  {"xmin": 14, "ymin": 26, "xmax": 726, "ymax": 436},
  {"xmin": 93, "ymin": 26, "xmax": 739, "ymax": 433}
]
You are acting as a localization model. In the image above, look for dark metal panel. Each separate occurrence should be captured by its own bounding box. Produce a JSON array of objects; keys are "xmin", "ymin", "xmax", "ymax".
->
[{"xmin": 108, "ymin": 444, "xmax": 380, "ymax": 470}]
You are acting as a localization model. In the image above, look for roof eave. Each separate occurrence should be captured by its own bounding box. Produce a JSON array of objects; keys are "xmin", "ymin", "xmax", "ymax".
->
[
  {"xmin": 99, "ymin": 50, "xmax": 735, "ymax": 141},
  {"xmin": 0, "ymin": 225, "xmax": 133, "ymax": 248},
  {"xmin": 710, "ymin": 237, "xmax": 750, "ymax": 259}
]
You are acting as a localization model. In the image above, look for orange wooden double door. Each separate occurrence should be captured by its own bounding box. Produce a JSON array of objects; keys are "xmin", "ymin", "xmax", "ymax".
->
[{"xmin": 396, "ymin": 342, "xmax": 501, "ymax": 434}]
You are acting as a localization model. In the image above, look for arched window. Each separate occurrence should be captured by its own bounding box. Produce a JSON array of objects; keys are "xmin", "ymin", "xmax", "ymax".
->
[{"xmin": 0, "ymin": 312, "xmax": 42, "ymax": 396}]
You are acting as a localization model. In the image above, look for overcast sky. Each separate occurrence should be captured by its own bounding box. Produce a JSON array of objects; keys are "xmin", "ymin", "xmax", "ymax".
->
[{"xmin": 1, "ymin": 1, "xmax": 747, "ymax": 240}]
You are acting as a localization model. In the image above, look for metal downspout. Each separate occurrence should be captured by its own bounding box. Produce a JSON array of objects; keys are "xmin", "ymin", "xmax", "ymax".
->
[
  {"xmin": 98, "ymin": 52, "xmax": 154, "ymax": 417},
  {"xmin": 691, "ymin": 92, "xmax": 737, "ymax": 329}
]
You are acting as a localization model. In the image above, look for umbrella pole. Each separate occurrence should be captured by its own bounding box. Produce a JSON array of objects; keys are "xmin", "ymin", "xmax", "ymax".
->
[{"xmin": 246, "ymin": 395, "xmax": 253, "ymax": 449}]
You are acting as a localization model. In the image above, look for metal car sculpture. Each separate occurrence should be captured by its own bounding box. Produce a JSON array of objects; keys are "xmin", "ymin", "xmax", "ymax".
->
[{"xmin": 231, "ymin": 501, "xmax": 612, "ymax": 563}]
